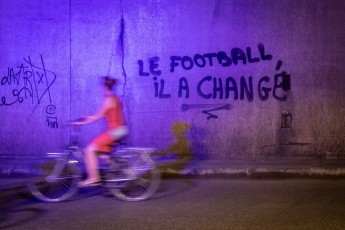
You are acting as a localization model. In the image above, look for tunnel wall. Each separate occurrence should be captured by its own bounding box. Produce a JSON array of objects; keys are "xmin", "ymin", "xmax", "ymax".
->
[{"xmin": 1, "ymin": 0, "xmax": 344, "ymax": 159}]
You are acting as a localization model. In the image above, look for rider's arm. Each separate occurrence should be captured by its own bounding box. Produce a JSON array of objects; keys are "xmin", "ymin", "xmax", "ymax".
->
[
  {"xmin": 83, "ymin": 97, "xmax": 113, "ymax": 124},
  {"xmin": 70, "ymin": 97, "xmax": 114, "ymax": 125}
]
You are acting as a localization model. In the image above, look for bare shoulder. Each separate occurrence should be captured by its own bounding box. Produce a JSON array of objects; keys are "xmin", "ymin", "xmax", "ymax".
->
[{"xmin": 106, "ymin": 95, "xmax": 119, "ymax": 108}]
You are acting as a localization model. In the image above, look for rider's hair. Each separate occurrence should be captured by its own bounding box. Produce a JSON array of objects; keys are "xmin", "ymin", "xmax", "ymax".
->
[{"xmin": 103, "ymin": 76, "xmax": 117, "ymax": 90}]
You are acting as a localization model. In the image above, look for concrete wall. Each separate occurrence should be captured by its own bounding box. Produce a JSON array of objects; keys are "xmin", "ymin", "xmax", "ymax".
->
[{"xmin": 1, "ymin": 0, "xmax": 344, "ymax": 160}]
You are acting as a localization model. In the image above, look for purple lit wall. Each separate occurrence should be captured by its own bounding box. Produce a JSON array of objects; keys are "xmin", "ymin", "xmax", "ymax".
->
[{"xmin": 1, "ymin": 0, "xmax": 345, "ymax": 159}]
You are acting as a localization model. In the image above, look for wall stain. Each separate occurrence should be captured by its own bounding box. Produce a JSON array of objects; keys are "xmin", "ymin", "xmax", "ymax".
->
[{"xmin": 117, "ymin": 16, "xmax": 127, "ymax": 96}]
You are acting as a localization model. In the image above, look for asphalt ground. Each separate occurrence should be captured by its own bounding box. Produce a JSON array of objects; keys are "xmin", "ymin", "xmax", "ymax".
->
[{"xmin": 1, "ymin": 158, "xmax": 345, "ymax": 191}]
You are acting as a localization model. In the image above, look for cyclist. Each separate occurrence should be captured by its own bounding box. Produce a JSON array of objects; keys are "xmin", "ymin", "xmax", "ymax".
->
[{"xmin": 71, "ymin": 76, "xmax": 128, "ymax": 187}]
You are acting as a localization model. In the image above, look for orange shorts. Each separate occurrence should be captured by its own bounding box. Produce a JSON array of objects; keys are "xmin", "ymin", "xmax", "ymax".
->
[{"xmin": 92, "ymin": 132, "xmax": 114, "ymax": 153}]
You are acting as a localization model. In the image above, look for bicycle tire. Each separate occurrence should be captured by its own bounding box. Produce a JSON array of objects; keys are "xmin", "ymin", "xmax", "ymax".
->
[
  {"xmin": 109, "ymin": 165, "xmax": 160, "ymax": 202},
  {"xmin": 27, "ymin": 159, "xmax": 81, "ymax": 202}
]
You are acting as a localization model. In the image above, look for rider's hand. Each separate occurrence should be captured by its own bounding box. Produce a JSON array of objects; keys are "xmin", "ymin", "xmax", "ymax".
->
[
  {"xmin": 69, "ymin": 121, "xmax": 84, "ymax": 125},
  {"xmin": 69, "ymin": 117, "xmax": 87, "ymax": 125}
]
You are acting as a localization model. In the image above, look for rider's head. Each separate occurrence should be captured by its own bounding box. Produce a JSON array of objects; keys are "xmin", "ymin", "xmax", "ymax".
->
[{"xmin": 103, "ymin": 76, "xmax": 117, "ymax": 91}]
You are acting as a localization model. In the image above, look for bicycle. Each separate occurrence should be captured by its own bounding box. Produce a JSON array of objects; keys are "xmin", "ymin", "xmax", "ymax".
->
[{"xmin": 26, "ymin": 123, "xmax": 161, "ymax": 202}]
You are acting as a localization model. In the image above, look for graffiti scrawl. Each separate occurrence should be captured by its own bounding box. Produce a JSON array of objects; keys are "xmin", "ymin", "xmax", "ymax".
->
[{"xmin": 0, "ymin": 55, "xmax": 58, "ymax": 127}]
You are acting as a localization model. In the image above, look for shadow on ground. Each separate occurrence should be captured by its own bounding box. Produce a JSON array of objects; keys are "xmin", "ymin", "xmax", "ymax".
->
[{"xmin": 0, "ymin": 184, "xmax": 45, "ymax": 229}]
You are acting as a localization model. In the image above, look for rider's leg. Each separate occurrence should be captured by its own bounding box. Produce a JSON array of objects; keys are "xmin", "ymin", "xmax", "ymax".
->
[{"xmin": 80, "ymin": 143, "xmax": 101, "ymax": 184}]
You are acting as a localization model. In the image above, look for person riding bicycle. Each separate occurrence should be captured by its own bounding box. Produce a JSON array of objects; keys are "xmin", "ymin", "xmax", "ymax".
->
[{"xmin": 71, "ymin": 76, "xmax": 128, "ymax": 187}]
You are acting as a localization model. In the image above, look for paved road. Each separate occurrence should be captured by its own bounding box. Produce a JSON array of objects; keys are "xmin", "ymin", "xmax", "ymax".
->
[{"xmin": 1, "ymin": 178, "xmax": 345, "ymax": 230}]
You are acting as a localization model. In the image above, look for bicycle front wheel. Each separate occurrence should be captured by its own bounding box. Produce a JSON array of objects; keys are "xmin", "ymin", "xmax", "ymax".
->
[
  {"xmin": 109, "ymin": 166, "xmax": 161, "ymax": 202},
  {"xmin": 27, "ymin": 159, "xmax": 81, "ymax": 202}
]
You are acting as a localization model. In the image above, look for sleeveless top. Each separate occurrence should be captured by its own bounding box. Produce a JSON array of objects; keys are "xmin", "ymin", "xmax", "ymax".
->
[{"xmin": 104, "ymin": 96, "xmax": 125, "ymax": 130}]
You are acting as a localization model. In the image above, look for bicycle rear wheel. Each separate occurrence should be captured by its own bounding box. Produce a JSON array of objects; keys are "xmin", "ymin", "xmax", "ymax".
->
[
  {"xmin": 27, "ymin": 159, "xmax": 81, "ymax": 202},
  {"xmin": 109, "ymin": 166, "xmax": 160, "ymax": 202}
]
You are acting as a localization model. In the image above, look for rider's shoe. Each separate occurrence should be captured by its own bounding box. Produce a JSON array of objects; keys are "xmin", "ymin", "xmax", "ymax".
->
[{"xmin": 78, "ymin": 179, "xmax": 101, "ymax": 187}]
